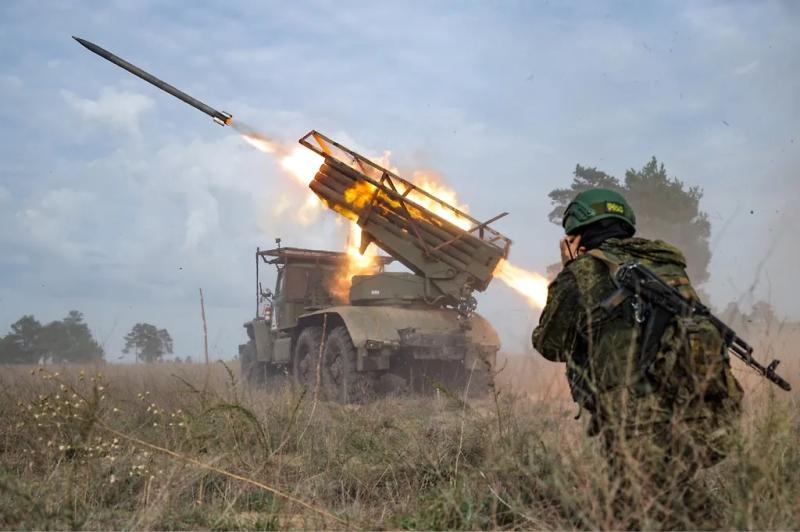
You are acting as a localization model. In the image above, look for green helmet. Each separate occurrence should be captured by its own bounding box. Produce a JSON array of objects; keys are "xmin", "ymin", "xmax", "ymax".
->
[{"xmin": 562, "ymin": 188, "xmax": 636, "ymax": 235}]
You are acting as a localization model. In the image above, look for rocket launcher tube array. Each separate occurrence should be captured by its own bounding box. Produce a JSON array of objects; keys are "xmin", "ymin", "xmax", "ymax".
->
[
  {"xmin": 300, "ymin": 131, "xmax": 511, "ymax": 252},
  {"xmin": 309, "ymin": 178, "xmax": 472, "ymax": 275},
  {"xmin": 301, "ymin": 132, "xmax": 512, "ymax": 297},
  {"xmin": 315, "ymin": 164, "xmax": 478, "ymax": 260}
]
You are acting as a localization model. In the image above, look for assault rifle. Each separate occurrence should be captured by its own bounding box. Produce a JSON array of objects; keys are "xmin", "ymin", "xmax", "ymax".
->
[{"xmin": 606, "ymin": 261, "xmax": 792, "ymax": 392}]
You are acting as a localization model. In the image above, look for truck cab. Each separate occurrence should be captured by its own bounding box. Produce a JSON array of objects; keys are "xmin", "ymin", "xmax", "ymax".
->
[{"xmin": 239, "ymin": 245, "xmax": 391, "ymax": 384}]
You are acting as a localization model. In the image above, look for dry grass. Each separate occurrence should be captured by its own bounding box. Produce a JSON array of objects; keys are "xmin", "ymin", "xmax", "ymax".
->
[{"xmin": 0, "ymin": 332, "xmax": 798, "ymax": 530}]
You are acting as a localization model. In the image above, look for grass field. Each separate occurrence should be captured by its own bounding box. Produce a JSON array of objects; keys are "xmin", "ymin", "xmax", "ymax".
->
[{"xmin": 0, "ymin": 338, "xmax": 798, "ymax": 530}]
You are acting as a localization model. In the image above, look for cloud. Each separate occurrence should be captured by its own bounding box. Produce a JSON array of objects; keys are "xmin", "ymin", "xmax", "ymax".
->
[
  {"xmin": 61, "ymin": 87, "xmax": 155, "ymax": 136},
  {"xmin": 734, "ymin": 60, "xmax": 759, "ymax": 76},
  {"xmin": 0, "ymin": 74, "xmax": 23, "ymax": 89},
  {"xmin": 19, "ymin": 188, "xmax": 94, "ymax": 260}
]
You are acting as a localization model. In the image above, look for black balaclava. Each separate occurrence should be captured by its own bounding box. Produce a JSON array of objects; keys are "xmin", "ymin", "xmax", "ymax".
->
[{"xmin": 576, "ymin": 218, "xmax": 635, "ymax": 250}]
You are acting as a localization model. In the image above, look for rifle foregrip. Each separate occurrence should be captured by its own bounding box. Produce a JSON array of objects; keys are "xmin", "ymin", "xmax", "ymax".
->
[
  {"xmin": 769, "ymin": 373, "xmax": 792, "ymax": 392},
  {"xmin": 766, "ymin": 359, "xmax": 792, "ymax": 391}
]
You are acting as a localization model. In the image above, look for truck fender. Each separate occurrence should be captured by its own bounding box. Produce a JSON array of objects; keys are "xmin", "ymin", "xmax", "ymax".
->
[{"xmin": 296, "ymin": 306, "xmax": 499, "ymax": 370}]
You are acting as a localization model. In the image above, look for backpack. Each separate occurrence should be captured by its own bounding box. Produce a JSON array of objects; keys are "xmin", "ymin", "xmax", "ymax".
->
[{"xmin": 586, "ymin": 241, "xmax": 744, "ymax": 462}]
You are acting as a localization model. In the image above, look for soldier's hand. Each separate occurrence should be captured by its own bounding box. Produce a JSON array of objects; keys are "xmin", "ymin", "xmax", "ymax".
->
[{"xmin": 560, "ymin": 235, "xmax": 584, "ymax": 266}]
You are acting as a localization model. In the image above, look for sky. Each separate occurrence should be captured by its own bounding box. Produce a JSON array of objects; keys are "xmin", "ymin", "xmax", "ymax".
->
[{"xmin": 0, "ymin": 0, "xmax": 798, "ymax": 361}]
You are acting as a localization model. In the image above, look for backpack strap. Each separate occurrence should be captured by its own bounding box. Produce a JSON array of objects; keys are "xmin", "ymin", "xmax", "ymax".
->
[
  {"xmin": 585, "ymin": 249, "xmax": 628, "ymax": 313},
  {"xmin": 586, "ymin": 248, "xmax": 622, "ymax": 276}
]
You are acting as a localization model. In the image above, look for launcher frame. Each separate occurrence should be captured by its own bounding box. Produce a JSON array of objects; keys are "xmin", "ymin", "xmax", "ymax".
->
[{"xmin": 299, "ymin": 131, "xmax": 512, "ymax": 258}]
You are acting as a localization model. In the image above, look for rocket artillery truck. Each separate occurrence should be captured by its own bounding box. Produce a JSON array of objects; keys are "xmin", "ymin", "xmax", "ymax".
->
[
  {"xmin": 71, "ymin": 36, "xmax": 513, "ymax": 401},
  {"xmin": 239, "ymin": 131, "xmax": 512, "ymax": 401}
]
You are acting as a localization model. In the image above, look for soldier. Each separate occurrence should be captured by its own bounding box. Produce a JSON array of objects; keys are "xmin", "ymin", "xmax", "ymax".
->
[{"xmin": 532, "ymin": 188, "xmax": 743, "ymax": 525}]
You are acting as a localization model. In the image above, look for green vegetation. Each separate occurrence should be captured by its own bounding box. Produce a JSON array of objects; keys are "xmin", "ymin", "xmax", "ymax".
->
[
  {"xmin": 0, "ymin": 311, "xmax": 103, "ymax": 364},
  {"xmin": 548, "ymin": 157, "xmax": 712, "ymax": 284},
  {"xmin": 0, "ymin": 353, "xmax": 797, "ymax": 530},
  {"xmin": 123, "ymin": 323, "xmax": 174, "ymax": 363}
]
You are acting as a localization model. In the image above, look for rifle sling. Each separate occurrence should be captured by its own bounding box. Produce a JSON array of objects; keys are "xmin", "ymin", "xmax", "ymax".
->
[{"xmin": 587, "ymin": 249, "xmax": 674, "ymax": 375}]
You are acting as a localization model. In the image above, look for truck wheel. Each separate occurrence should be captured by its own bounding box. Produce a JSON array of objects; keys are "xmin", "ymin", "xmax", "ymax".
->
[
  {"xmin": 293, "ymin": 326, "xmax": 323, "ymax": 392},
  {"xmin": 455, "ymin": 360, "xmax": 491, "ymax": 398},
  {"xmin": 240, "ymin": 340, "xmax": 265, "ymax": 386},
  {"xmin": 322, "ymin": 326, "xmax": 375, "ymax": 403}
]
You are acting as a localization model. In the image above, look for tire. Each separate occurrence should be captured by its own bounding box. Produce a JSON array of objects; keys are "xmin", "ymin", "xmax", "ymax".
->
[
  {"xmin": 401, "ymin": 358, "xmax": 490, "ymax": 399},
  {"xmin": 293, "ymin": 326, "xmax": 323, "ymax": 391},
  {"xmin": 240, "ymin": 340, "xmax": 265, "ymax": 386},
  {"xmin": 455, "ymin": 359, "xmax": 491, "ymax": 399},
  {"xmin": 322, "ymin": 326, "xmax": 376, "ymax": 403}
]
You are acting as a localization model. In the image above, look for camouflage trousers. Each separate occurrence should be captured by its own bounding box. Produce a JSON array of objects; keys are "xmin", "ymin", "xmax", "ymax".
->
[{"xmin": 592, "ymin": 389, "xmax": 739, "ymax": 528}]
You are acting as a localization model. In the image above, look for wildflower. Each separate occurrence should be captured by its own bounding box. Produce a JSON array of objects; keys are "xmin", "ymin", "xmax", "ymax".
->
[{"xmin": 109, "ymin": 474, "xmax": 116, "ymax": 484}]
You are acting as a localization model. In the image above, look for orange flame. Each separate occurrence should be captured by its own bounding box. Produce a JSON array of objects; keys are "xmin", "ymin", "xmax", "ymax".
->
[
  {"xmin": 405, "ymin": 172, "xmax": 472, "ymax": 230},
  {"xmin": 494, "ymin": 259, "xmax": 549, "ymax": 309},
  {"xmin": 329, "ymin": 224, "xmax": 380, "ymax": 302},
  {"xmin": 236, "ymin": 124, "xmax": 325, "ymax": 225},
  {"xmin": 279, "ymin": 146, "xmax": 324, "ymax": 187},
  {"xmin": 235, "ymin": 125, "xmax": 378, "ymax": 300}
]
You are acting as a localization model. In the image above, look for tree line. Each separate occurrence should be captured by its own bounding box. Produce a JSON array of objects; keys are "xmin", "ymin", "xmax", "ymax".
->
[{"xmin": 0, "ymin": 312, "xmax": 174, "ymax": 364}]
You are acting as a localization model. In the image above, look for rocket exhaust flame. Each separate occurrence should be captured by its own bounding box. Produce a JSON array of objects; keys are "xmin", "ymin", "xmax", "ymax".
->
[
  {"xmin": 494, "ymin": 259, "xmax": 549, "ymax": 309},
  {"xmin": 329, "ymin": 224, "xmax": 381, "ymax": 302},
  {"xmin": 231, "ymin": 120, "xmax": 283, "ymax": 155},
  {"xmin": 233, "ymin": 123, "xmax": 378, "ymax": 294}
]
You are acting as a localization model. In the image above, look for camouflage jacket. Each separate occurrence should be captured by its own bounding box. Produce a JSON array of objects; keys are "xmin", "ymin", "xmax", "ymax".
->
[{"xmin": 532, "ymin": 238, "xmax": 741, "ymax": 434}]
